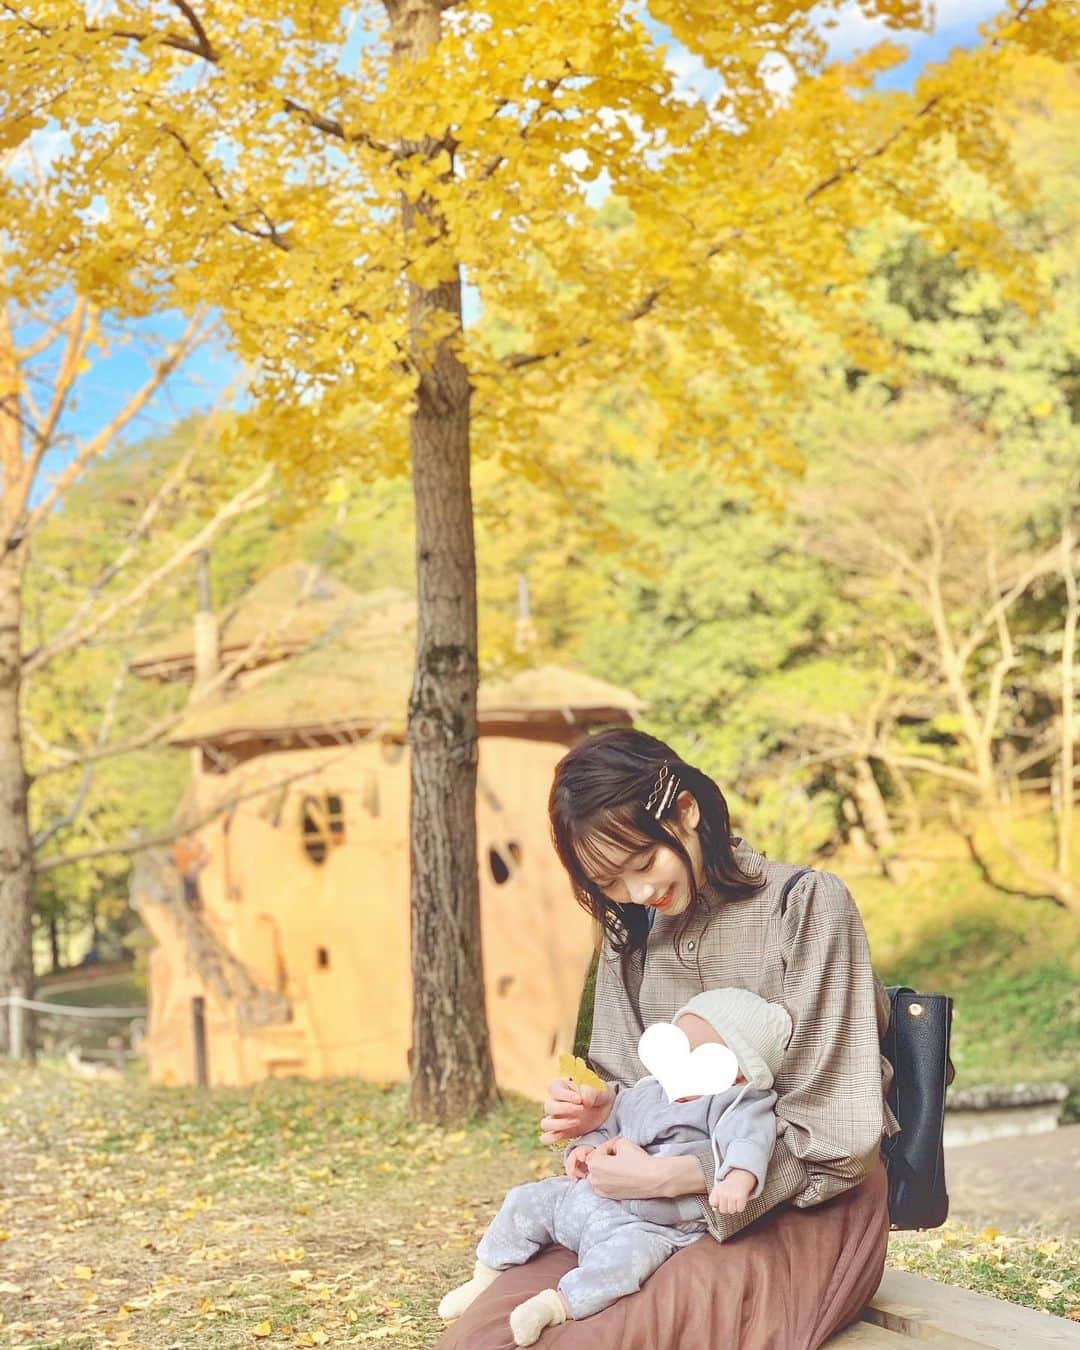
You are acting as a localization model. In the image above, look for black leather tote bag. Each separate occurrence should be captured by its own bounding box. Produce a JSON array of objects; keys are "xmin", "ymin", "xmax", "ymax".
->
[
  {"xmin": 778, "ymin": 869, "xmax": 954, "ymax": 1231},
  {"xmin": 881, "ymin": 984, "xmax": 955, "ymax": 1230}
]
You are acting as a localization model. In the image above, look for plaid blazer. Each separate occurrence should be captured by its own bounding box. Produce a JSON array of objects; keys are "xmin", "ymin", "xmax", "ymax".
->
[{"xmin": 586, "ymin": 839, "xmax": 899, "ymax": 1244}]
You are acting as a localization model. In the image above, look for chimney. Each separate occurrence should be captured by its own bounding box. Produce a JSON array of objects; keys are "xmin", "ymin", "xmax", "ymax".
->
[
  {"xmin": 513, "ymin": 572, "xmax": 538, "ymax": 655},
  {"xmin": 191, "ymin": 548, "xmax": 220, "ymax": 700}
]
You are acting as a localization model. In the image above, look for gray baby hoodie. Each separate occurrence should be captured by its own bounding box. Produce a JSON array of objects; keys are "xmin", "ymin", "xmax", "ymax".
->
[
  {"xmin": 562, "ymin": 986, "xmax": 793, "ymax": 1227},
  {"xmin": 564, "ymin": 1079, "xmax": 777, "ymax": 1226}
]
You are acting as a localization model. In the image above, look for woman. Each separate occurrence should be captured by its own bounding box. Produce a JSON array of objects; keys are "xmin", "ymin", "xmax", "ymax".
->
[{"xmin": 435, "ymin": 728, "xmax": 895, "ymax": 1349}]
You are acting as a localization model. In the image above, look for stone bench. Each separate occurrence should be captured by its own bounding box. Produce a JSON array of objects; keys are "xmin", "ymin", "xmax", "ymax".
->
[
  {"xmin": 830, "ymin": 1269, "xmax": 1080, "ymax": 1347},
  {"xmin": 943, "ymin": 1082, "xmax": 1070, "ymax": 1148}
]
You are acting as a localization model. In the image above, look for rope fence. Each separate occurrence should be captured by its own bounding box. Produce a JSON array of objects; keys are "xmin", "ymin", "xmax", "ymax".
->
[{"xmin": 2, "ymin": 993, "xmax": 147, "ymax": 1062}]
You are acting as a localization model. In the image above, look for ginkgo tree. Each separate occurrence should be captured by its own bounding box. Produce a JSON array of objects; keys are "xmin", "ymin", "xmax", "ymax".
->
[{"xmin": 2, "ymin": 0, "xmax": 1071, "ymax": 1118}]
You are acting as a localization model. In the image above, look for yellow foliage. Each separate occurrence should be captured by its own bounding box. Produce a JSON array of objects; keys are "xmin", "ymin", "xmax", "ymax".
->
[{"xmin": 1, "ymin": 1, "xmax": 1071, "ymax": 504}]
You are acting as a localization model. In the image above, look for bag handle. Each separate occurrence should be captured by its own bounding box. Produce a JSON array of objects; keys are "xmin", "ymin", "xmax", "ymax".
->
[{"xmin": 779, "ymin": 867, "xmax": 813, "ymax": 918}]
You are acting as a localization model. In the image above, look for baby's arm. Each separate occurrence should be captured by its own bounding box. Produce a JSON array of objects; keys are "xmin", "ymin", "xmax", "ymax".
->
[{"xmin": 709, "ymin": 1089, "xmax": 778, "ymax": 1208}]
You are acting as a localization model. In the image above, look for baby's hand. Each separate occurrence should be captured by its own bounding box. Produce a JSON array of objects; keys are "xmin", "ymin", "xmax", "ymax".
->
[
  {"xmin": 709, "ymin": 1168, "xmax": 757, "ymax": 1215},
  {"xmin": 564, "ymin": 1145, "xmax": 595, "ymax": 1180}
]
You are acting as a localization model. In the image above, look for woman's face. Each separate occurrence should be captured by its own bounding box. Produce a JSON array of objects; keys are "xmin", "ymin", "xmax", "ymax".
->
[{"xmin": 582, "ymin": 790, "xmax": 705, "ymax": 918}]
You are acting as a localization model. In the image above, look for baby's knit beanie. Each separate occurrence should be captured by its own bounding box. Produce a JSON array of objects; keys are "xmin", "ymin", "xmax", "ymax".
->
[{"xmin": 671, "ymin": 987, "xmax": 793, "ymax": 1090}]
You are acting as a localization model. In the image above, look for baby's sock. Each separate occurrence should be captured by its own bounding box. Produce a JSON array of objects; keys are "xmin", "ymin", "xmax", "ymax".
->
[
  {"xmin": 509, "ymin": 1287, "xmax": 569, "ymax": 1347},
  {"xmin": 437, "ymin": 1259, "xmax": 502, "ymax": 1320}
]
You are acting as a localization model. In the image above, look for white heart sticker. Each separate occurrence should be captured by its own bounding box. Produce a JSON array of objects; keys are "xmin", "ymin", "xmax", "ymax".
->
[{"xmin": 638, "ymin": 1022, "xmax": 739, "ymax": 1103}]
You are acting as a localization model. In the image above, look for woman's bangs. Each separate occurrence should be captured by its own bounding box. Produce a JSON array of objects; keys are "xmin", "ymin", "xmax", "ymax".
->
[{"xmin": 571, "ymin": 807, "xmax": 658, "ymax": 887}]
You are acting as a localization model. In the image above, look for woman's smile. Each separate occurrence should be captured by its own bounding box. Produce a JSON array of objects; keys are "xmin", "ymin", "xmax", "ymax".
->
[{"xmin": 651, "ymin": 883, "xmax": 676, "ymax": 910}]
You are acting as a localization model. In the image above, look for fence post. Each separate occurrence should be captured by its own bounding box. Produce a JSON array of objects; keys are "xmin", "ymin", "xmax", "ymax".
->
[{"xmin": 9, "ymin": 994, "xmax": 23, "ymax": 1060}]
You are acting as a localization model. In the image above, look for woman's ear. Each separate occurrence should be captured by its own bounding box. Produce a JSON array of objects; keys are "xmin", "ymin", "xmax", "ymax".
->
[{"xmin": 675, "ymin": 790, "xmax": 700, "ymax": 831}]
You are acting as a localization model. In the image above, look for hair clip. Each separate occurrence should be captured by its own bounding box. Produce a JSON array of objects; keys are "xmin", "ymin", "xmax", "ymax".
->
[{"xmin": 645, "ymin": 762, "xmax": 681, "ymax": 819}]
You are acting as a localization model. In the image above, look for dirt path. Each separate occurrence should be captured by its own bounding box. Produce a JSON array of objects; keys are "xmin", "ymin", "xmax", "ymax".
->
[{"xmin": 944, "ymin": 1124, "xmax": 1080, "ymax": 1235}]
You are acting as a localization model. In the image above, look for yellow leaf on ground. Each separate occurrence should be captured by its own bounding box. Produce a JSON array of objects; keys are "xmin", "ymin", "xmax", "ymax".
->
[{"xmin": 254, "ymin": 1321, "xmax": 272, "ymax": 1337}]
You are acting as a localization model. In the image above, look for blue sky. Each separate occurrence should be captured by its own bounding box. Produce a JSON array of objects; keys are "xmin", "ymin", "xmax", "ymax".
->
[{"xmin": 22, "ymin": 0, "xmax": 1005, "ymax": 509}]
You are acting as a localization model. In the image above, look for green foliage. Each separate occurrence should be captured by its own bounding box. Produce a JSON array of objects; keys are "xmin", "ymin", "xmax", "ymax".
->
[{"xmin": 852, "ymin": 834, "xmax": 1080, "ymax": 1089}]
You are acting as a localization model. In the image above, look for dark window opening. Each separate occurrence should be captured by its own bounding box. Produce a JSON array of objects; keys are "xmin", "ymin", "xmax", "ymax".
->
[
  {"xmin": 317, "ymin": 947, "xmax": 330, "ymax": 969},
  {"xmin": 326, "ymin": 793, "xmax": 346, "ymax": 844},
  {"xmin": 488, "ymin": 846, "xmax": 510, "ymax": 885},
  {"xmin": 487, "ymin": 840, "xmax": 523, "ymax": 886},
  {"xmin": 301, "ymin": 791, "xmax": 346, "ymax": 863},
  {"xmin": 301, "ymin": 795, "xmax": 328, "ymax": 865},
  {"xmin": 496, "ymin": 974, "xmax": 515, "ymax": 997}
]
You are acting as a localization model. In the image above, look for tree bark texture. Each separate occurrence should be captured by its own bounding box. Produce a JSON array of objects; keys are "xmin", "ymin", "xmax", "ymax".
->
[
  {"xmin": 0, "ymin": 541, "xmax": 36, "ymax": 1057},
  {"xmin": 390, "ymin": 0, "xmax": 497, "ymax": 1123}
]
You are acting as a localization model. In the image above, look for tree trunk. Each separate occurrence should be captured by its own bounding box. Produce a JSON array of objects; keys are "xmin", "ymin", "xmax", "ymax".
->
[
  {"xmin": 850, "ymin": 757, "xmax": 902, "ymax": 882},
  {"xmin": 1058, "ymin": 518, "xmax": 1076, "ymax": 879},
  {"xmin": 0, "ymin": 540, "xmax": 36, "ymax": 1057},
  {"xmin": 390, "ymin": 0, "xmax": 497, "ymax": 1124},
  {"xmin": 49, "ymin": 914, "xmax": 61, "ymax": 973}
]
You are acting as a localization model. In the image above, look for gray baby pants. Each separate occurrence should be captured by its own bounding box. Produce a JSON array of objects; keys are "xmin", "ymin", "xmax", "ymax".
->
[{"xmin": 476, "ymin": 1175, "xmax": 707, "ymax": 1320}]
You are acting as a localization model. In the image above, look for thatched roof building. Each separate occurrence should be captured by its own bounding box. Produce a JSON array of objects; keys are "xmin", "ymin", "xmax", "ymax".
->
[{"xmin": 131, "ymin": 562, "xmax": 644, "ymax": 1094}]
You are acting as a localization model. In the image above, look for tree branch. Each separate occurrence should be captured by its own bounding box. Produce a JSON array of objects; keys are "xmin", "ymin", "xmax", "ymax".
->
[
  {"xmin": 21, "ymin": 309, "xmax": 213, "ymax": 540},
  {"xmin": 28, "ymin": 398, "xmax": 226, "ymax": 677},
  {"xmin": 31, "ymin": 641, "xmax": 132, "ymax": 850},
  {"xmin": 948, "ymin": 799, "xmax": 1069, "ymax": 909},
  {"xmin": 23, "ymin": 462, "xmax": 272, "ymax": 674},
  {"xmin": 955, "ymin": 539, "xmax": 1064, "ymax": 668},
  {"xmin": 34, "ymin": 727, "xmax": 388, "ymax": 873},
  {"xmin": 499, "ymin": 96, "xmax": 942, "ymax": 374},
  {"xmin": 804, "ymin": 95, "xmax": 942, "ymax": 205},
  {"xmin": 168, "ymin": 0, "xmax": 214, "ymax": 59},
  {"xmin": 158, "ymin": 123, "xmax": 292, "ymax": 250},
  {"xmin": 28, "ymin": 498, "xmax": 352, "ymax": 782}
]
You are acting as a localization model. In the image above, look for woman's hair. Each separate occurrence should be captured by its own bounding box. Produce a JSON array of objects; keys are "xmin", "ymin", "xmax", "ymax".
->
[{"xmin": 548, "ymin": 727, "xmax": 763, "ymax": 968}]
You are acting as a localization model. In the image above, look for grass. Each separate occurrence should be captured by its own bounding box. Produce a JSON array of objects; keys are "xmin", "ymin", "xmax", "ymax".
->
[
  {"xmin": 1, "ymin": 1062, "xmax": 1078, "ymax": 1349},
  {"xmin": 0, "ymin": 1059, "xmax": 551, "ymax": 1349},
  {"xmin": 845, "ymin": 823, "xmax": 1080, "ymax": 1099},
  {"xmin": 38, "ymin": 977, "xmax": 146, "ymax": 1010},
  {"xmin": 888, "ymin": 1226, "xmax": 1080, "ymax": 1321}
]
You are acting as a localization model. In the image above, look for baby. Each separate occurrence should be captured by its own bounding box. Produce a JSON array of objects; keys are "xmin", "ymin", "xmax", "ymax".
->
[{"xmin": 438, "ymin": 987, "xmax": 793, "ymax": 1346}]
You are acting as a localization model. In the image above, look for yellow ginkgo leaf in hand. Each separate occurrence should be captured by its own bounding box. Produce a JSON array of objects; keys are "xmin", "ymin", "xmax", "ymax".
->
[{"xmin": 557, "ymin": 1053, "xmax": 606, "ymax": 1094}]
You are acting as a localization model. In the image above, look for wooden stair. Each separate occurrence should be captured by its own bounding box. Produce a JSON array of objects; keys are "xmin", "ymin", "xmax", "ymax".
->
[
  {"xmin": 826, "ymin": 1269, "xmax": 1080, "ymax": 1344},
  {"xmin": 828, "ymin": 1270, "xmax": 1080, "ymax": 1348}
]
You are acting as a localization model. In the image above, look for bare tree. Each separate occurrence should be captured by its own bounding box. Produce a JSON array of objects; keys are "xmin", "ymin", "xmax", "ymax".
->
[
  {"xmin": 0, "ymin": 279, "xmax": 341, "ymax": 1051},
  {"xmin": 803, "ymin": 425, "xmax": 1078, "ymax": 911}
]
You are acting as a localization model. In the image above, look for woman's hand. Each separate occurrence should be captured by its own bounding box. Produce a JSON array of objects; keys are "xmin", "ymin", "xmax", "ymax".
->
[
  {"xmin": 539, "ymin": 1077, "xmax": 614, "ymax": 1146},
  {"xmin": 582, "ymin": 1137, "xmax": 665, "ymax": 1201}
]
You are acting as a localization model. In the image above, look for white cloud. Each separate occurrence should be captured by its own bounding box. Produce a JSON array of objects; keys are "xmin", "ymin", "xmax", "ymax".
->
[
  {"xmin": 817, "ymin": 0, "xmax": 1005, "ymax": 58},
  {"xmin": 664, "ymin": 44, "xmax": 717, "ymax": 105},
  {"xmin": 759, "ymin": 52, "xmax": 796, "ymax": 103}
]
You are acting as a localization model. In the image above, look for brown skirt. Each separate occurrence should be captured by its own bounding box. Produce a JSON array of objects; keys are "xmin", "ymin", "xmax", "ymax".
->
[{"xmin": 433, "ymin": 1160, "xmax": 889, "ymax": 1350}]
